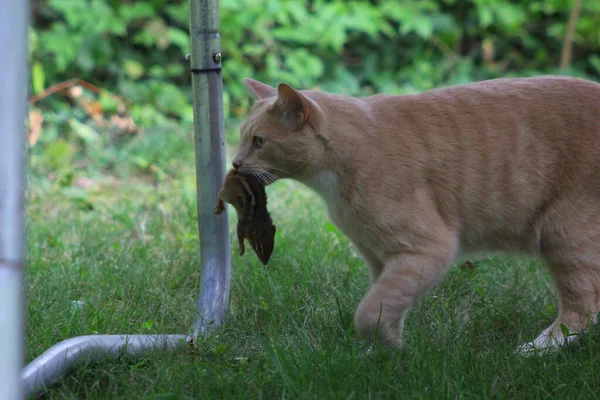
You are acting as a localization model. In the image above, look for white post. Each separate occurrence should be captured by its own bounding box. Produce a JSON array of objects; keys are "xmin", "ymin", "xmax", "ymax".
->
[{"xmin": 0, "ymin": 0, "xmax": 29, "ymax": 398}]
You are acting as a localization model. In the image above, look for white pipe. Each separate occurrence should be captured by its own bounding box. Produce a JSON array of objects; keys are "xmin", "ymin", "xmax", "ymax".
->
[
  {"xmin": 0, "ymin": 0, "xmax": 29, "ymax": 398},
  {"xmin": 22, "ymin": 335, "xmax": 190, "ymax": 396},
  {"xmin": 0, "ymin": 268, "xmax": 24, "ymax": 400}
]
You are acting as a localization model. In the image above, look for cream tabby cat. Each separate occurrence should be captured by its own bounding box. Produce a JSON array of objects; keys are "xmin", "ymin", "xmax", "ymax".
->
[{"xmin": 231, "ymin": 75, "xmax": 600, "ymax": 352}]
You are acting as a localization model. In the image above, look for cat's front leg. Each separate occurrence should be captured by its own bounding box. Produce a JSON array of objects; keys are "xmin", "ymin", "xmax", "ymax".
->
[
  {"xmin": 353, "ymin": 243, "xmax": 384, "ymax": 283},
  {"xmin": 353, "ymin": 237, "xmax": 457, "ymax": 347}
]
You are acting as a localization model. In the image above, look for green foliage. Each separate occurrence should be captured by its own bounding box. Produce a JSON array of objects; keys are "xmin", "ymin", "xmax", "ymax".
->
[
  {"xmin": 31, "ymin": 0, "xmax": 600, "ymax": 121},
  {"xmin": 31, "ymin": 0, "xmax": 193, "ymax": 125}
]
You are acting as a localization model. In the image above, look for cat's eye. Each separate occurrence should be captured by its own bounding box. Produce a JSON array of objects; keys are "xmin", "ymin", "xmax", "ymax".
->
[{"xmin": 253, "ymin": 135, "xmax": 266, "ymax": 149}]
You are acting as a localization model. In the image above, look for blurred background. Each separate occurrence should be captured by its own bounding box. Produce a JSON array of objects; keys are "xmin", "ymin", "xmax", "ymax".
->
[{"xmin": 27, "ymin": 0, "xmax": 600, "ymax": 193}]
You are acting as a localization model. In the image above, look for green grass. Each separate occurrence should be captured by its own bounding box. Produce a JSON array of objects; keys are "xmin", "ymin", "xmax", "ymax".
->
[{"xmin": 26, "ymin": 128, "xmax": 600, "ymax": 399}]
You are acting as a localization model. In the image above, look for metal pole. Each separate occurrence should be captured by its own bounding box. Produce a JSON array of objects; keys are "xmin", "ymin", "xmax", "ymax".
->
[
  {"xmin": 20, "ymin": 0, "xmax": 231, "ymax": 396},
  {"xmin": 0, "ymin": 0, "xmax": 29, "ymax": 398},
  {"xmin": 22, "ymin": 334, "xmax": 189, "ymax": 396},
  {"xmin": 189, "ymin": 0, "xmax": 232, "ymax": 336}
]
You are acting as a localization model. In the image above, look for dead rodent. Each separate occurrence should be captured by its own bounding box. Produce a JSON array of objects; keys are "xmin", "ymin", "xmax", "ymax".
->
[{"xmin": 213, "ymin": 169, "xmax": 276, "ymax": 265}]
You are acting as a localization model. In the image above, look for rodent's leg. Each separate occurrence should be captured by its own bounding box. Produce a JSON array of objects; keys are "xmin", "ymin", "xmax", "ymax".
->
[
  {"xmin": 236, "ymin": 224, "xmax": 246, "ymax": 256},
  {"xmin": 354, "ymin": 232, "xmax": 458, "ymax": 348},
  {"xmin": 213, "ymin": 198, "xmax": 226, "ymax": 215}
]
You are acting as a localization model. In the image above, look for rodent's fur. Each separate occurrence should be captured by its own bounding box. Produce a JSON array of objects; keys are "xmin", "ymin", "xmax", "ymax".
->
[{"xmin": 214, "ymin": 169, "xmax": 276, "ymax": 266}]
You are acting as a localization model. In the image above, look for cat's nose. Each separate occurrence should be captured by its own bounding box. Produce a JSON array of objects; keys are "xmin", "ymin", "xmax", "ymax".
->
[{"xmin": 232, "ymin": 161, "xmax": 241, "ymax": 170}]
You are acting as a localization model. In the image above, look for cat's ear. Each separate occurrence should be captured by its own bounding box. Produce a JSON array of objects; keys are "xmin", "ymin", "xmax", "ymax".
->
[
  {"xmin": 270, "ymin": 83, "xmax": 309, "ymax": 131},
  {"xmin": 243, "ymin": 78, "xmax": 276, "ymax": 99}
]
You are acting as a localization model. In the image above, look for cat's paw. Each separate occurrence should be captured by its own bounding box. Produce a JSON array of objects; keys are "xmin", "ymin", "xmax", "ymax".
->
[
  {"xmin": 516, "ymin": 325, "xmax": 579, "ymax": 356},
  {"xmin": 354, "ymin": 302, "xmax": 404, "ymax": 348},
  {"xmin": 516, "ymin": 341, "xmax": 556, "ymax": 356}
]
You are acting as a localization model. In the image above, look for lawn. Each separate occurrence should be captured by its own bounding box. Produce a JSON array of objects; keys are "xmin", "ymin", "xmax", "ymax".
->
[{"xmin": 25, "ymin": 123, "xmax": 600, "ymax": 399}]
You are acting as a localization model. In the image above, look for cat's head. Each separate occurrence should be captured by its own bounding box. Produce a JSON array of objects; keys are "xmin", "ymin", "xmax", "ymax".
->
[{"xmin": 231, "ymin": 79, "xmax": 327, "ymax": 184}]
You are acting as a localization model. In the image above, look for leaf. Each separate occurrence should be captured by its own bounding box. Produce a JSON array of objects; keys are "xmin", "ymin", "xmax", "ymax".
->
[
  {"xmin": 215, "ymin": 343, "xmax": 227, "ymax": 355},
  {"xmin": 81, "ymin": 99, "xmax": 104, "ymax": 121},
  {"xmin": 144, "ymin": 18, "xmax": 170, "ymax": 49},
  {"xmin": 98, "ymin": 90, "xmax": 120, "ymax": 113},
  {"xmin": 68, "ymin": 119, "xmax": 100, "ymax": 144},
  {"xmin": 477, "ymin": 5, "xmax": 494, "ymax": 28},
  {"xmin": 167, "ymin": 28, "xmax": 189, "ymax": 52},
  {"xmin": 165, "ymin": 64, "xmax": 184, "ymax": 77},
  {"xmin": 111, "ymin": 115, "xmax": 137, "ymax": 134},
  {"xmin": 31, "ymin": 62, "xmax": 45, "ymax": 95},
  {"xmin": 165, "ymin": 4, "xmax": 190, "ymax": 25},
  {"xmin": 27, "ymin": 110, "xmax": 44, "ymax": 147},
  {"xmin": 28, "ymin": 28, "xmax": 39, "ymax": 56},
  {"xmin": 285, "ymin": 49, "xmax": 324, "ymax": 79},
  {"xmin": 141, "ymin": 320, "xmax": 154, "ymax": 330},
  {"xmin": 120, "ymin": 3, "xmax": 156, "ymax": 22},
  {"xmin": 559, "ymin": 323, "xmax": 570, "ymax": 337},
  {"xmin": 45, "ymin": 139, "xmax": 73, "ymax": 171},
  {"xmin": 325, "ymin": 222, "xmax": 339, "ymax": 234},
  {"xmin": 590, "ymin": 55, "xmax": 600, "ymax": 74},
  {"xmin": 123, "ymin": 59, "xmax": 145, "ymax": 80},
  {"xmin": 482, "ymin": 38, "xmax": 495, "ymax": 62},
  {"xmin": 272, "ymin": 27, "xmax": 315, "ymax": 44},
  {"xmin": 414, "ymin": 20, "xmax": 434, "ymax": 39}
]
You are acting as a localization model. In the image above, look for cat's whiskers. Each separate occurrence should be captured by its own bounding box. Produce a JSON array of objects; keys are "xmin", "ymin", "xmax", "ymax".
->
[
  {"xmin": 250, "ymin": 170, "xmax": 268, "ymax": 186},
  {"xmin": 261, "ymin": 170, "xmax": 279, "ymax": 184},
  {"xmin": 243, "ymin": 165, "xmax": 280, "ymax": 186},
  {"xmin": 263, "ymin": 165, "xmax": 298, "ymax": 177},
  {"xmin": 257, "ymin": 174, "xmax": 268, "ymax": 186},
  {"xmin": 245, "ymin": 164, "xmax": 282, "ymax": 184},
  {"xmin": 256, "ymin": 171, "xmax": 270, "ymax": 185}
]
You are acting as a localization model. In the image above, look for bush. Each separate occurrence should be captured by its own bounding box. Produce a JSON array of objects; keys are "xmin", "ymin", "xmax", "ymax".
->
[{"xmin": 31, "ymin": 0, "xmax": 600, "ymax": 121}]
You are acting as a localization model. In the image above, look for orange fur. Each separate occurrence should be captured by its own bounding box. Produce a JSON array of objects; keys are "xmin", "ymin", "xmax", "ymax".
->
[{"xmin": 234, "ymin": 76, "xmax": 600, "ymax": 351}]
